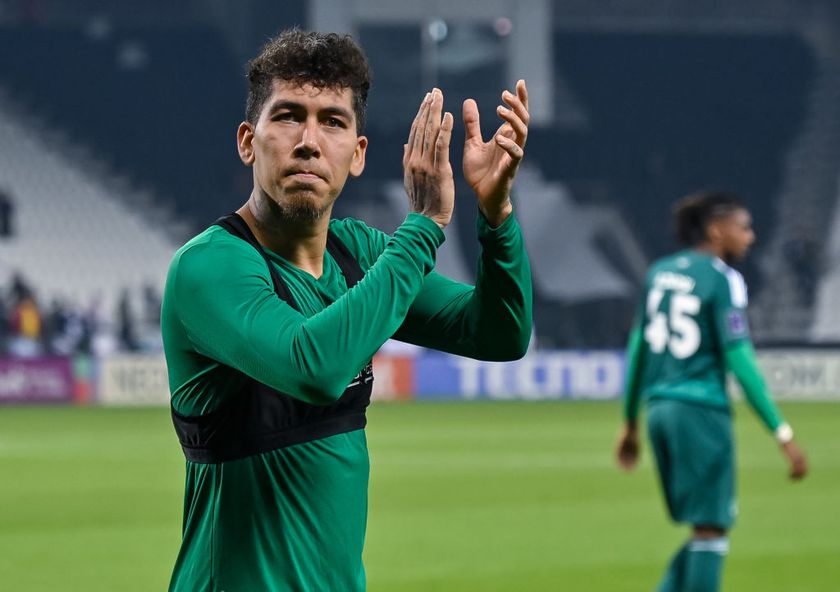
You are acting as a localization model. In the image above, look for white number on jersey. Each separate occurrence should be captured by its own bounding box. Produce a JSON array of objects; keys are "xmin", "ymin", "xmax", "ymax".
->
[{"xmin": 644, "ymin": 289, "xmax": 702, "ymax": 359}]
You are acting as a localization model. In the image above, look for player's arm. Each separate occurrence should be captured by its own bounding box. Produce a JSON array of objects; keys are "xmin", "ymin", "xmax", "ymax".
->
[
  {"xmin": 712, "ymin": 268, "xmax": 807, "ymax": 479},
  {"xmin": 723, "ymin": 342, "xmax": 807, "ymax": 479},
  {"xmin": 388, "ymin": 80, "xmax": 532, "ymax": 360},
  {"xmin": 617, "ymin": 319, "xmax": 645, "ymax": 471},
  {"xmin": 724, "ymin": 341, "xmax": 784, "ymax": 434},
  {"xmin": 390, "ymin": 211, "xmax": 532, "ymax": 361},
  {"xmin": 169, "ymin": 215, "xmax": 445, "ymax": 405}
]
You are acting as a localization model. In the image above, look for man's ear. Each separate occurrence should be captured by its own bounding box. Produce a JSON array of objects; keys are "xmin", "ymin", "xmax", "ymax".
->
[
  {"xmin": 237, "ymin": 121, "xmax": 255, "ymax": 166},
  {"xmin": 349, "ymin": 135, "xmax": 368, "ymax": 177},
  {"xmin": 706, "ymin": 221, "xmax": 723, "ymax": 243}
]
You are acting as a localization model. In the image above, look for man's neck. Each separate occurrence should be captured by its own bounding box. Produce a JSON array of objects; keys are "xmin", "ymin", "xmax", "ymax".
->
[
  {"xmin": 236, "ymin": 195, "xmax": 332, "ymax": 279},
  {"xmin": 694, "ymin": 242, "xmax": 725, "ymax": 262}
]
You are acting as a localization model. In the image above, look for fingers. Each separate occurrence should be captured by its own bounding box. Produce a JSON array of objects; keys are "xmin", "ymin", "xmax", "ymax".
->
[
  {"xmin": 496, "ymin": 103, "xmax": 528, "ymax": 144},
  {"xmin": 435, "ymin": 112, "xmax": 453, "ymax": 169},
  {"xmin": 498, "ymin": 79, "xmax": 530, "ymax": 148},
  {"xmin": 404, "ymin": 92, "xmax": 432, "ymax": 166},
  {"xmin": 463, "ymin": 98, "xmax": 482, "ymax": 144},
  {"xmin": 782, "ymin": 441, "xmax": 807, "ymax": 480},
  {"xmin": 615, "ymin": 435, "xmax": 639, "ymax": 472},
  {"xmin": 494, "ymin": 134, "xmax": 524, "ymax": 163},
  {"xmin": 515, "ymin": 78, "xmax": 529, "ymax": 112},
  {"xmin": 405, "ymin": 90, "xmax": 446, "ymax": 166},
  {"xmin": 617, "ymin": 449, "xmax": 637, "ymax": 471},
  {"xmin": 423, "ymin": 89, "xmax": 444, "ymax": 156},
  {"xmin": 790, "ymin": 454, "xmax": 808, "ymax": 480}
]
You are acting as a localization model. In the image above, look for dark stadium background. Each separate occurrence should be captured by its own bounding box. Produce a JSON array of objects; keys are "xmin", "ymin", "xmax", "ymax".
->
[{"xmin": 0, "ymin": 1, "xmax": 838, "ymax": 590}]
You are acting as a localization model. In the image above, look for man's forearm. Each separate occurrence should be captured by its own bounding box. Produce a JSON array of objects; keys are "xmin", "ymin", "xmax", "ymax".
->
[
  {"xmin": 724, "ymin": 341, "xmax": 788, "ymax": 436},
  {"xmin": 623, "ymin": 326, "xmax": 644, "ymax": 422},
  {"xmin": 469, "ymin": 210, "xmax": 532, "ymax": 358},
  {"xmin": 392, "ymin": 210, "xmax": 532, "ymax": 360}
]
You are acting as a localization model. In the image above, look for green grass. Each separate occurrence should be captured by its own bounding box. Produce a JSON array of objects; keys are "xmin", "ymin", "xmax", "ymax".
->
[{"xmin": 0, "ymin": 401, "xmax": 837, "ymax": 591}]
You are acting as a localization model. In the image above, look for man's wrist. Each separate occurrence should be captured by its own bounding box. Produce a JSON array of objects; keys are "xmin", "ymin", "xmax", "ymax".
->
[{"xmin": 479, "ymin": 198, "xmax": 513, "ymax": 228}]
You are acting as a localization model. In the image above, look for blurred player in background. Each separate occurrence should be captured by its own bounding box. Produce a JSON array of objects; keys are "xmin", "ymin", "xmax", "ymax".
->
[
  {"xmin": 615, "ymin": 190, "xmax": 807, "ymax": 591},
  {"xmin": 162, "ymin": 29, "xmax": 532, "ymax": 591}
]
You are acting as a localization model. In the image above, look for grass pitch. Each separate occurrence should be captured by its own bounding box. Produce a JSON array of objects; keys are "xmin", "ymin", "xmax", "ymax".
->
[{"xmin": 0, "ymin": 401, "xmax": 836, "ymax": 591}]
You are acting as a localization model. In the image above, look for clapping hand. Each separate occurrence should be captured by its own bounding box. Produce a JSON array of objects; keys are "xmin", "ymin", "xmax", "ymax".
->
[
  {"xmin": 462, "ymin": 79, "xmax": 530, "ymax": 227},
  {"xmin": 403, "ymin": 89, "xmax": 455, "ymax": 229}
]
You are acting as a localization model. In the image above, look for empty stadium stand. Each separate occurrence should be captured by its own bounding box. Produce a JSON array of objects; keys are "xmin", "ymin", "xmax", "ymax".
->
[
  {"xmin": 0, "ymin": 90, "xmax": 179, "ymax": 317},
  {"xmin": 0, "ymin": 19, "xmax": 820, "ymax": 347},
  {"xmin": 0, "ymin": 24, "xmax": 245, "ymax": 231}
]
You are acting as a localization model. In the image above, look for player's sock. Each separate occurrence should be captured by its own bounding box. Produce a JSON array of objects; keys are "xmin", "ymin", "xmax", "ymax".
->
[
  {"xmin": 656, "ymin": 543, "xmax": 688, "ymax": 592},
  {"xmin": 684, "ymin": 536, "xmax": 728, "ymax": 592}
]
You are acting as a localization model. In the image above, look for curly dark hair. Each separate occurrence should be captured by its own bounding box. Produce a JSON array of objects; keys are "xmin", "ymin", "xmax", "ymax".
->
[
  {"xmin": 673, "ymin": 190, "xmax": 746, "ymax": 246},
  {"xmin": 245, "ymin": 29, "xmax": 372, "ymax": 133}
]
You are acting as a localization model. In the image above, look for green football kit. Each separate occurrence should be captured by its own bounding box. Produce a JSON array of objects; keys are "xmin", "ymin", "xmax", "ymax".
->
[
  {"xmin": 623, "ymin": 249, "xmax": 790, "ymax": 528},
  {"xmin": 162, "ymin": 211, "xmax": 532, "ymax": 591}
]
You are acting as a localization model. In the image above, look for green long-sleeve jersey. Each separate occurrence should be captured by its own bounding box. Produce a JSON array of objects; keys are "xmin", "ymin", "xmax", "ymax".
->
[
  {"xmin": 623, "ymin": 250, "xmax": 786, "ymax": 434},
  {"xmin": 162, "ymin": 211, "xmax": 532, "ymax": 592}
]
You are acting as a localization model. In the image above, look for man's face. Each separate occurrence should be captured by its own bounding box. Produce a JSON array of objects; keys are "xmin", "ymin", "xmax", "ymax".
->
[
  {"xmin": 711, "ymin": 207, "xmax": 755, "ymax": 263},
  {"xmin": 238, "ymin": 80, "xmax": 367, "ymax": 222}
]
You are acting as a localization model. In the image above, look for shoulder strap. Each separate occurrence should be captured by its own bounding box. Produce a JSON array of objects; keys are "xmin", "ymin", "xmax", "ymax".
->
[
  {"xmin": 326, "ymin": 230, "xmax": 364, "ymax": 288},
  {"xmin": 214, "ymin": 214, "xmax": 365, "ymax": 301},
  {"xmin": 214, "ymin": 213, "xmax": 299, "ymax": 310}
]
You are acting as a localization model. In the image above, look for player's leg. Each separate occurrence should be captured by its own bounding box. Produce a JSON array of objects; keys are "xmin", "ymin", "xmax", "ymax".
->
[
  {"xmin": 648, "ymin": 400, "xmax": 735, "ymax": 592},
  {"xmin": 655, "ymin": 542, "xmax": 688, "ymax": 592},
  {"xmin": 684, "ymin": 525, "xmax": 728, "ymax": 592},
  {"xmin": 647, "ymin": 401, "xmax": 687, "ymax": 592},
  {"xmin": 680, "ymin": 404, "xmax": 735, "ymax": 592}
]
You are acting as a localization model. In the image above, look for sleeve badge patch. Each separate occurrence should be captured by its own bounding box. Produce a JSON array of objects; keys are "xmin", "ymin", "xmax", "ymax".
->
[{"xmin": 727, "ymin": 310, "xmax": 749, "ymax": 337}]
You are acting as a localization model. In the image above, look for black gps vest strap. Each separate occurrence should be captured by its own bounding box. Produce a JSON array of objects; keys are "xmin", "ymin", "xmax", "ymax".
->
[
  {"xmin": 214, "ymin": 213, "xmax": 365, "ymax": 305},
  {"xmin": 214, "ymin": 213, "xmax": 294, "ymax": 306},
  {"xmin": 326, "ymin": 230, "xmax": 364, "ymax": 287},
  {"xmin": 170, "ymin": 213, "xmax": 372, "ymax": 464}
]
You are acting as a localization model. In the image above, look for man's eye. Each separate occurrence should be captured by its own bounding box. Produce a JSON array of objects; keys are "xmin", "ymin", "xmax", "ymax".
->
[
  {"xmin": 325, "ymin": 117, "xmax": 344, "ymax": 128},
  {"xmin": 274, "ymin": 113, "xmax": 295, "ymax": 122}
]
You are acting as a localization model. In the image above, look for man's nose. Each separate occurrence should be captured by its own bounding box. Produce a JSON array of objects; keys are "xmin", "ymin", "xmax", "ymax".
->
[{"xmin": 294, "ymin": 118, "xmax": 321, "ymax": 157}]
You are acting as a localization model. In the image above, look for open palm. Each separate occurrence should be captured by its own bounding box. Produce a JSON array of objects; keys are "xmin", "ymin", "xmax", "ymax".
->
[{"xmin": 462, "ymin": 80, "xmax": 529, "ymax": 226}]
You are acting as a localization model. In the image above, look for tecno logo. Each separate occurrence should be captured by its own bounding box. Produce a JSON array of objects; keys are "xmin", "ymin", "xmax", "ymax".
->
[{"xmin": 449, "ymin": 351, "xmax": 624, "ymax": 400}]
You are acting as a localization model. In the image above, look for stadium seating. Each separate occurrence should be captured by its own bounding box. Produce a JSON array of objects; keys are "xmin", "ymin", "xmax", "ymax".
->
[
  {"xmin": 755, "ymin": 59, "xmax": 840, "ymax": 342},
  {"xmin": 0, "ymin": 91, "xmax": 179, "ymax": 316},
  {"xmin": 0, "ymin": 23, "xmax": 818, "ymax": 346},
  {"xmin": 539, "ymin": 31, "xmax": 814, "ymax": 268},
  {"xmin": 519, "ymin": 31, "xmax": 814, "ymax": 345},
  {"xmin": 0, "ymin": 24, "xmax": 244, "ymax": 232}
]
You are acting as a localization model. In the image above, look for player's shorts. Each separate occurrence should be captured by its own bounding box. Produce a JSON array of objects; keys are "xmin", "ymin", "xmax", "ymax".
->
[{"xmin": 647, "ymin": 398, "xmax": 736, "ymax": 529}]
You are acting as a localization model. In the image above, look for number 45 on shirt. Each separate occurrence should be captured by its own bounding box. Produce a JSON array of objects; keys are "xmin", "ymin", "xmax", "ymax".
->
[{"xmin": 644, "ymin": 288, "xmax": 701, "ymax": 359}]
